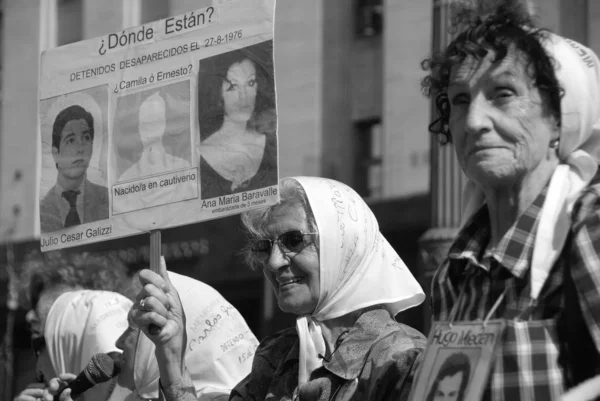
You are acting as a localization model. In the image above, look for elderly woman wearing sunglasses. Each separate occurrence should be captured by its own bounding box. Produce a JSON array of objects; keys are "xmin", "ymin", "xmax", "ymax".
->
[{"xmin": 130, "ymin": 176, "xmax": 426, "ymax": 401}]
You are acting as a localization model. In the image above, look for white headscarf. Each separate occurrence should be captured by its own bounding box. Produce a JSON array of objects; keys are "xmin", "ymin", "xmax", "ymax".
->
[
  {"xmin": 291, "ymin": 177, "xmax": 426, "ymax": 384},
  {"xmin": 460, "ymin": 33, "xmax": 600, "ymax": 300},
  {"xmin": 131, "ymin": 271, "xmax": 259, "ymax": 400},
  {"xmin": 44, "ymin": 290, "xmax": 133, "ymax": 401}
]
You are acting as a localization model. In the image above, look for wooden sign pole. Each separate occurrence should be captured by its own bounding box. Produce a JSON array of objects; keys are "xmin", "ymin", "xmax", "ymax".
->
[
  {"xmin": 148, "ymin": 230, "xmax": 162, "ymax": 334},
  {"xmin": 149, "ymin": 230, "xmax": 162, "ymax": 273}
]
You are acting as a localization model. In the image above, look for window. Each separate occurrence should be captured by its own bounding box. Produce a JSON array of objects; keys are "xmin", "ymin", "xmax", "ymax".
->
[
  {"xmin": 354, "ymin": 118, "xmax": 383, "ymax": 198},
  {"xmin": 141, "ymin": 0, "xmax": 170, "ymax": 24},
  {"xmin": 355, "ymin": 0, "xmax": 383, "ymax": 38},
  {"xmin": 57, "ymin": 0, "xmax": 82, "ymax": 46}
]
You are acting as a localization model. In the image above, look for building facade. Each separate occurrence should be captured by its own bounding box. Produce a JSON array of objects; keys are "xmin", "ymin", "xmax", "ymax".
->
[{"xmin": 1, "ymin": 0, "xmax": 598, "ymax": 398}]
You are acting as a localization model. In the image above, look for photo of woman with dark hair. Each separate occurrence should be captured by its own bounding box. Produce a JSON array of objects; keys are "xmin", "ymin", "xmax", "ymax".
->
[{"xmin": 197, "ymin": 40, "xmax": 277, "ymax": 199}]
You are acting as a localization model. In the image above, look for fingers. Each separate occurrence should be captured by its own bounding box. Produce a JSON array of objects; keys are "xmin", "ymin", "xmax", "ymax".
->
[
  {"xmin": 47, "ymin": 377, "xmax": 62, "ymax": 393},
  {"xmin": 138, "ymin": 257, "xmax": 172, "ymax": 289},
  {"xmin": 138, "ymin": 269, "xmax": 168, "ymax": 293},
  {"xmin": 42, "ymin": 388, "xmax": 56, "ymax": 401},
  {"xmin": 25, "ymin": 383, "xmax": 45, "ymax": 390},
  {"xmin": 136, "ymin": 281, "xmax": 170, "ymax": 309},
  {"xmin": 138, "ymin": 294, "xmax": 170, "ymax": 319},
  {"xmin": 159, "ymin": 256, "xmax": 172, "ymax": 284},
  {"xmin": 57, "ymin": 373, "xmax": 77, "ymax": 381},
  {"xmin": 46, "ymin": 374, "xmax": 75, "ymax": 393},
  {"xmin": 44, "ymin": 373, "xmax": 76, "ymax": 401},
  {"xmin": 58, "ymin": 388, "xmax": 73, "ymax": 401},
  {"xmin": 13, "ymin": 387, "xmax": 45, "ymax": 401},
  {"xmin": 132, "ymin": 306, "xmax": 168, "ymax": 332}
]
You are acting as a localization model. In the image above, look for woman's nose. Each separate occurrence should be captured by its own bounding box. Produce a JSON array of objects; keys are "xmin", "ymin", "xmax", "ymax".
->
[
  {"xmin": 238, "ymin": 87, "xmax": 250, "ymax": 102},
  {"xmin": 465, "ymin": 96, "xmax": 492, "ymax": 135},
  {"xmin": 25, "ymin": 309, "xmax": 37, "ymax": 324},
  {"xmin": 265, "ymin": 243, "xmax": 289, "ymax": 272},
  {"xmin": 115, "ymin": 333, "xmax": 125, "ymax": 350}
]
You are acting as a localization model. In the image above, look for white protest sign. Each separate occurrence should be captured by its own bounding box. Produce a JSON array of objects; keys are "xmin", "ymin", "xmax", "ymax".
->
[{"xmin": 38, "ymin": 0, "xmax": 278, "ymax": 251}]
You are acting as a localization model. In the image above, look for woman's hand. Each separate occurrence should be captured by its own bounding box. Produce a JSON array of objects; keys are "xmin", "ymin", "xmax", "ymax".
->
[
  {"xmin": 13, "ymin": 382, "xmax": 47, "ymax": 401},
  {"xmin": 131, "ymin": 256, "xmax": 187, "ymax": 386},
  {"xmin": 43, "ymin": 373, "xmax": 77, "ymax": 401}
]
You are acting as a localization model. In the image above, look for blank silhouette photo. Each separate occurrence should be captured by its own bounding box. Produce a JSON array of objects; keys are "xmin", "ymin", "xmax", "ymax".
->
[{"xmin": 114, "ymin": 81, "xmax": 191, "ymax": 183}]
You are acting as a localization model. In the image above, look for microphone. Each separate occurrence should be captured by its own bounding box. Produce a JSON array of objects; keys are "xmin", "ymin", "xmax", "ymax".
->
[{"xmin": 55, "ymin": 353, "xmax": 121, "ymax": 400}]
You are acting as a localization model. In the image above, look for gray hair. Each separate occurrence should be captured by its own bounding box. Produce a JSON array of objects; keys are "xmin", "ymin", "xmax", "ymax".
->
[{"xmin": 240, "ymin": 177, "xmax": 318, "ymax": 269}]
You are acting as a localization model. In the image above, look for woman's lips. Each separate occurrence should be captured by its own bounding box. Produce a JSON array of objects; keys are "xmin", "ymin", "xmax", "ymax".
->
[{"xmin": 278, "ymin": 277, "xmax": 303, "ymax": 289}]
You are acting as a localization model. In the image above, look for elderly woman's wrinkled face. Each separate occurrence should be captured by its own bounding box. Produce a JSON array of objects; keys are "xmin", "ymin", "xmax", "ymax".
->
[
  {"xmin": 262, "ymin": 202, "xmax": 320, "ymax": 315},
  {"xmin": 115, "ymin": 311, "xmax": 139, "ymax": 390},
  {"xmin": 447, "ymin": 46, "xmax": 559, "ymax": 188},
  {"xmin": 222, "ymin": 59, "xmax": 257, "ymax": 123}
]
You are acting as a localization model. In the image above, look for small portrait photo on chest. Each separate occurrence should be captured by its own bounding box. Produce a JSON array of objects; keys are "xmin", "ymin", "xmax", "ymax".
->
[{"xmin": 409, "ymin": 321, "xmax": 505, "ymax": 401}]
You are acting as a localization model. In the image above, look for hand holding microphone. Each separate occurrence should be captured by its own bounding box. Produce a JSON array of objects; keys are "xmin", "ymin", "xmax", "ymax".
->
[{"xmin": 49, "ymin": 353, "xmax": 121, "ymax": 401}]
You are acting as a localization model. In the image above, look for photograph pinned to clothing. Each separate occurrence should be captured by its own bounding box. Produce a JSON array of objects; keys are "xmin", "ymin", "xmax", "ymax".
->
[
  {"xmin": 38, "ymin": 0, "xmax": 278, "ymax": 251},
  {"xmin": 408, "ymin": 321, "xmax": 505, "ymax": 401}
]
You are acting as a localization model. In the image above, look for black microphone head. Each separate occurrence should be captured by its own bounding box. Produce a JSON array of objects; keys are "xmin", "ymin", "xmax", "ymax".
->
[
  {"xmin": 87, "ymin": 353, "xmax": 121, "ymax": 383},
  {"xmin": 66, "ymin": 353, "xmax": 123, "ymax": 398}
]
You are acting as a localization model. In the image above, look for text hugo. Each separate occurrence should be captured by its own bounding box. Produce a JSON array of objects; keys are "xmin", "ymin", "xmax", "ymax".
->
[
  {"xmin": 431, "ymin": 328, "xmax": 496, "ymax": 347},
  {"xmin": 98, "ymin": 25, "xmax": 154, "ymax": 55},
  {"xmin": 431, "ymin": 330, "xmax": 459, "ymax": 346}
]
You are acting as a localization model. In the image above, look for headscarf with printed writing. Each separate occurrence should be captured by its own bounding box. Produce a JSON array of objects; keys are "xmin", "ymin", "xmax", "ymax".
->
[
  {"xmin": 291, "ymin": 177, "xmax": 426, "ymax": 385},
  {"xmin": 43, "ymin": 290, "xmax": 133, "ymax": 401},
  {"xmin": 130, "ymin": 271, "xmax": 259, "ymax": 401}
]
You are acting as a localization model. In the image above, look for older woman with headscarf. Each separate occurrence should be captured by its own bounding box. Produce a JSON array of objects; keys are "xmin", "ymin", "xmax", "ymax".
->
[
  {"xmin": 44, "ymin": 272, "xmax": 259, "ymax": 401},
  {"xmin": 110, "ymin": 271, "xmax": 259, "ymax": 401},
  {"xmin": 131, "ymin": 176, "xmax": 426, "ymax": 401},
  {"xmin": 421, "ymin": 1, "xmax": 600, "ymax": 400},
  {"xmin": 33, "ymin": 289, "xmax": 133, "ymax": 401}
]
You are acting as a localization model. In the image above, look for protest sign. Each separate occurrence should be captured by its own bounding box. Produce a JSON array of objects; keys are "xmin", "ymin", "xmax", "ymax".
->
[
  {"xmin": 38, "ymin": 0, "xmax": 278, "ymax": 251},
  {"xmin": 408, "ymin": 321, "xmax": 505, "ymax": 401}
]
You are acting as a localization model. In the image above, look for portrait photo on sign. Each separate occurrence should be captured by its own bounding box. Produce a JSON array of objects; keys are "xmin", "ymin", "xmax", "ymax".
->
[
  {"xmin": 425, "ymin": 348, "xmax": 481, "ymax": 401},
  {"xmin": 197, "ymin": 39, "xmax": 277, "ymax": 200},
  {"xmin": 113, "ymin": 79, "xmax": 192, "ymax": 183},
  {"xmin": 39, "ymin": 84, "xmax": 110, "ymax": 234}
]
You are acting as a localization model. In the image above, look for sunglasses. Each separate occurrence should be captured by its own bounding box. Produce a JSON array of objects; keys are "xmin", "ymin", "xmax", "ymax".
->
[{"xmin": 251, "ymin": 230, "xmax": 317, "ymax": 261}]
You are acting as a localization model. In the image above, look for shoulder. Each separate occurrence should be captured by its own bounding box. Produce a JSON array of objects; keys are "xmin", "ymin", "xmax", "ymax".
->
[
  {"xmin": 249, "ymin": 326, "xmax": 298, "ymax": 371},
  {"xmin": 368, "ymin": 321, "xmax": 427, "ymax": 364},
  {"xmin": 40, "ymin": 186, "xmax": 57, "ymax": 206},
  {"xmin": 85, "ymin": 180, "xmax": 109, "ymax": 198},
  {"xmin": 256, "ymin": 326, "xmax": 298, "ymax": 355},
  {"xmin": 347, "ymin": 321, "xmax": 425, "ymax": 400},
  {"xmin": 40, "ymin": 187, "xmax": 62, "ymax": 232},
  {"xmin": 333, "ymin": 310, "xmax": 426, "ymax": 377},
  {"xmin": 572, "ymin": 171, "xmax": 600, "ymax": 231},
  {"xmin": 234, "ymin": 326, "xmax": 297, "ymax": 397}
]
